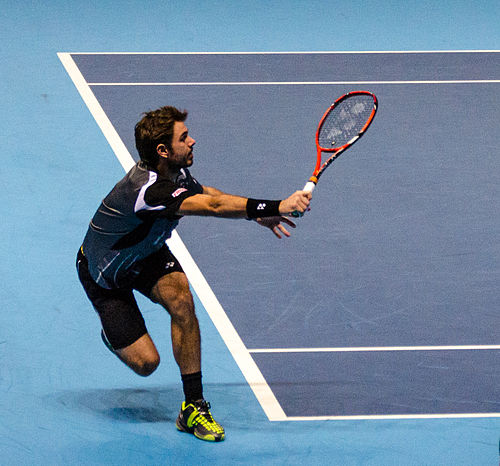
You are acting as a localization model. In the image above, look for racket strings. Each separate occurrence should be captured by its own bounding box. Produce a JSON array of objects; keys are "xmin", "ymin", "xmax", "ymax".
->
[{"xmin": 318, "ymin": 95, "xmax": 374, "ymax": 149}]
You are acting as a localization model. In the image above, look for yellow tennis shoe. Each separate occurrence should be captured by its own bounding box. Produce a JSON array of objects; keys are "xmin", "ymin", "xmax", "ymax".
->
[{"xmin": 176, "ymin": 399, "xmax": 225, "ymax": 442}]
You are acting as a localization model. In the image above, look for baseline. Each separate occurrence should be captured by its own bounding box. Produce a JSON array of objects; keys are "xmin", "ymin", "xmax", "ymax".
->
[{"xmin": 249, "ymin": 345, "xmax": 500, "ymax": 353}]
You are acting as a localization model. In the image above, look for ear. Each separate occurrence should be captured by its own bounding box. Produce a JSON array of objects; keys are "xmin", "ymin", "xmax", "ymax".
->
[{"xmin": 156, "ymin": 144, "xmax": 169, "ymax": 159}]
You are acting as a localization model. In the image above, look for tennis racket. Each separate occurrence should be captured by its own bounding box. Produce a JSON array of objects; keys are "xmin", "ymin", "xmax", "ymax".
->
[{"xmin": 293, "ymin": 91, "xmax": 378, "ymax": 216}]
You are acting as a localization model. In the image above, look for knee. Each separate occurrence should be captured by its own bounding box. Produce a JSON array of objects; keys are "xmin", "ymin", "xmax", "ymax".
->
[
  {"xmin": 158, "ymin": 288, "xmax": 196, "ymax": 324},
  {"xmin": 133, "ymin": 354, "xmax": 160, "ymax": 377},
  {"xmin": 169, "ymin": 291, "xmax": 196, "ymax": 320},
  {"xmin": 153, "ymin": 273, "xmax": 194, "ymax": 312}
]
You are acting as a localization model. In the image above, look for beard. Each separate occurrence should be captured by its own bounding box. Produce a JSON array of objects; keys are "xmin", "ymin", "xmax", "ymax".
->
[{"xmin": 169, "ymin": 152, "xmax": 193, "ymax": 170}]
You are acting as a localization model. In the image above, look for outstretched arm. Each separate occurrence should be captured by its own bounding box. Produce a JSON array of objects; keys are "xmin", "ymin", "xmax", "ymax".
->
[
  {"xmin": 200, "ymin": 185, "xmax": 301, "ymax": 238},
  {"xmin": 177, "ymin": 189, "xmax": 311, "ymax": 220}
]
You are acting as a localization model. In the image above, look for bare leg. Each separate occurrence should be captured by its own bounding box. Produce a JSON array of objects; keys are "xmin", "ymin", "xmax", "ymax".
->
[
  {"xmin": 114, "ymin": 333, "xmax": 160, "ymax": 377},
  {"xmin": 150, "ymin": 271, "xmax": 201, "ymax": 374}
]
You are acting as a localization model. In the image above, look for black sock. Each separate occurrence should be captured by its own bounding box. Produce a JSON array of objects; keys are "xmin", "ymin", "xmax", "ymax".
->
[{"xmin": 181, "ymin": 371, "xmax": 203, "ymax": 402}]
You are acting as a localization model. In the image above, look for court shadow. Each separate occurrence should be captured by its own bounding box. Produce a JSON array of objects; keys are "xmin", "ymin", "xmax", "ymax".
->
[
  {"xmin": 48, "ymin": 382, "xmax": 266, "ymax": 425},
  {"xmin": 51, "ymin": 386, "xmax": 180, "ymax": 423}
]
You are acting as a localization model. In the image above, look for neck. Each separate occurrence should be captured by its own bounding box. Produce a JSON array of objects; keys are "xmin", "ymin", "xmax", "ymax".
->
[{"xmin": 156, "ymin": 158, "xmax": 181, "ymax": 181}]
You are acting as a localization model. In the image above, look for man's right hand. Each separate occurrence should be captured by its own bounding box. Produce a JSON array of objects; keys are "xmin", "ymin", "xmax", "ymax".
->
[{"xmin": 279, "ymin": 191, "xmax": 312, "ymax": 216}]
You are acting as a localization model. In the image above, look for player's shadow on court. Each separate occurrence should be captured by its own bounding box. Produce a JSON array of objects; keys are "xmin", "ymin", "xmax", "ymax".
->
[
  {"xmin": 50, "ymin": 383, "xmax": 261, "ymax": 425},
  {"xmin": 53, "ymin": 386, "xmax": 180, "ymax": 423}
]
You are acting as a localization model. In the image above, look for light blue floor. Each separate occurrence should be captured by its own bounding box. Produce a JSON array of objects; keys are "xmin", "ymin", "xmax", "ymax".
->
[{"xmin": 1, "ymin": 1, "xmax": 499, "ymax": 464}]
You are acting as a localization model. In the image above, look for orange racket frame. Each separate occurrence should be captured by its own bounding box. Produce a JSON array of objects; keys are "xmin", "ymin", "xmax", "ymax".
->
[{"xmin": 303, "ymin": 90, "xmax": 378, "ymax": 193}]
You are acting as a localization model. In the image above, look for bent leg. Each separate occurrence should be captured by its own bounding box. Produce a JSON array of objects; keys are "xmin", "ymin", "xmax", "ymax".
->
[
  {"xmin": 94, "ymin": 291, "xmax": 160, "ymax": 377},
  {"xmin": 114, "ymin": 333, "xmax": 160, "ymax": 377},
  {"xmin": 76, "ymin": 250, "xmax": 160, "ymax": 377}
]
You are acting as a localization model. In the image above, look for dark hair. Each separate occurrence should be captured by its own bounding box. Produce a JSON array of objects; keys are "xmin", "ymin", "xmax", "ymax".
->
[{"xmin": 134, "ymin": 106, "xmax": 188, "ymax": 168}]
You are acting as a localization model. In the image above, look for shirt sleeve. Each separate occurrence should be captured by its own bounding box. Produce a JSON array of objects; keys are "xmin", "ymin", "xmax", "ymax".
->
[{"xmin": 141, "ymin": 170, "xmax": 203, "ymax": 219}]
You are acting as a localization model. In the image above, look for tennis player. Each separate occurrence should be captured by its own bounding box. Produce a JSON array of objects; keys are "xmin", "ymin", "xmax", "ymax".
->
[{"xmin": 76, "ymin": 106, "xmax": 311, "ymax": 442}]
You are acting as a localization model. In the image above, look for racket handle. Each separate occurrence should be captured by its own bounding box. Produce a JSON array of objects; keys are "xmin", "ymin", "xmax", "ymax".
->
[
  {"xmin": 291, "ymin": 179, "xmax": 316, "ymax": 217},
  {"xmin": 303, "ymin": 181, "xmax": 316, "ymax": 193}
]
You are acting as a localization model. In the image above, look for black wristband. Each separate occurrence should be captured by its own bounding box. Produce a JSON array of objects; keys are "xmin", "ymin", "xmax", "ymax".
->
[{"xmin": 246, "ymin": 198, "xmax": 281, "ymax": 218}]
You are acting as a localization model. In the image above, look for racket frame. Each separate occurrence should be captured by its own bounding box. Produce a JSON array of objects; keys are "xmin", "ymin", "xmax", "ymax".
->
[{"xmin": 304, "ymin": 90, "xmax": 378, "ymax": 192}]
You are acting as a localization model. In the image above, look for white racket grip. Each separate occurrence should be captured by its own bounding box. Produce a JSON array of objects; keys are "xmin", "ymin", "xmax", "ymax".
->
[
  {"xmin": 303, "ymin": 181, "xmax": 316, "ymax": 193},
  {"xmin": 291, "ymin": 180, "xmax": 315, "ymax": 217}
]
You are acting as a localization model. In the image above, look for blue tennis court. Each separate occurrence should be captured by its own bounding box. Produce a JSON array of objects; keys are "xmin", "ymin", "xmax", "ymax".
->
[
  {"xmin": 2, "ymin": 1, "xmax": 500, "ymax": 464},
  {"xmin": 61, "ymin": 51, "xmax": 500, "ymax": 420}
]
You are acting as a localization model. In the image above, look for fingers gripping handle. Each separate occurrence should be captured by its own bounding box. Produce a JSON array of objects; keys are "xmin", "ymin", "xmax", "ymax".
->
[{"xmin": 291, "ymin": 180, "xmax": 316, "ymax": 218}]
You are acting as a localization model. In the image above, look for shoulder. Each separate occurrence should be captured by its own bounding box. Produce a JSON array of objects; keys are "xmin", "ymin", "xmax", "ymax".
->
[
  {"xmin": 176, "ymin": 168, "xmax": 203, "ymax": 194},
  {"xmin": 115, "ymin": 161, "xmax": 152, "ymax": 190},
  {"xmin": 141, "ymin": 168, "xmax": 201, "ymax": 209}
]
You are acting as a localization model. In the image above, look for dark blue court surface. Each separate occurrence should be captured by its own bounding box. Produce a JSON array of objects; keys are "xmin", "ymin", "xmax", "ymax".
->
[{"xmin": 60, "ymin": 52, "xmax": 500, "ymax": 421}]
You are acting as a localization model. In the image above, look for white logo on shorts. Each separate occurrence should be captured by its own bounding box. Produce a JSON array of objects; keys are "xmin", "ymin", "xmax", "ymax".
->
[{"xmin": 165, "ymin": 261, "xmax": 175, "ymax": 269}]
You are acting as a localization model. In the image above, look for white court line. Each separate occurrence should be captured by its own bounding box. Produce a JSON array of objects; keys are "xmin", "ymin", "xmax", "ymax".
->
[
  {"xmin": 87, "ymin": 80, "xmax": 500, "ymax": 86},
  {"xmin": 249, "ymin": 345, "xmax": 500, "ymax": 353},
  {"xmin": 69, "ymin": 50, "xmax": 500, "ymax": 54},
  {"xmin": 250, "ymin": 345, "xmax": 500, "ymax": 421},
  {"xmin": 57, "ymin": 53, "xmax": 135, "ymax": 172},
  {"xmin": 57, "ymin": 52, "xmax": 287, "ymax": 422},
  {"xmin": 59, "ymin": 51, "xmax": 500, "ymax": 421},
  {"xmin": 286, "ymin": 412, "xmax": 500, "ymax": 421}
]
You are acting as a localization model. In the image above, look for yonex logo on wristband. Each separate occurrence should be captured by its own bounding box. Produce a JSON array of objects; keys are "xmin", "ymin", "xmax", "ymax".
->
[{"xmin": 246, "ymin": 198, "xmax": 280, "ymax": 218}]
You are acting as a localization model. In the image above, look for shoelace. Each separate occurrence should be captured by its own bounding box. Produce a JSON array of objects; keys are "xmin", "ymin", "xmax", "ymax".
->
[
  {"xmin": 194, "ymin": 401, "xmax": 215, "ymax": 423},
  {"xmin": 190, "ymin": 401, "xmax": 224, "ymax": 434}
]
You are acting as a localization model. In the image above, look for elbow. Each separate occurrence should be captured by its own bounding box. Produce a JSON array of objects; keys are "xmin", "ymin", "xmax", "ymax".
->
[{"xmin": 208, "ymin": 196, "xmax": 225, "ymax": 216}]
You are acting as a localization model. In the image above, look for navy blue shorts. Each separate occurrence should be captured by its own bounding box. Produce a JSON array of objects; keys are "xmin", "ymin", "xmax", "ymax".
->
[{"xmin": 76, "ymin": 245, "xmax": 184, "ymax": 349}]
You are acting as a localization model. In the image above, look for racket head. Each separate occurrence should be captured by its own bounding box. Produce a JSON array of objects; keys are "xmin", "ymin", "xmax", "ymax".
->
[{"xmin": 316, "ymin": 91, "xmax": 378, "ymax": 154}]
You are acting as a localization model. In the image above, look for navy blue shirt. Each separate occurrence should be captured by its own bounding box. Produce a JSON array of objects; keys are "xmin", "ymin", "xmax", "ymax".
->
[{"xmin": 82, "ymin": 161, "xmax": 203, "ymax": 288}]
